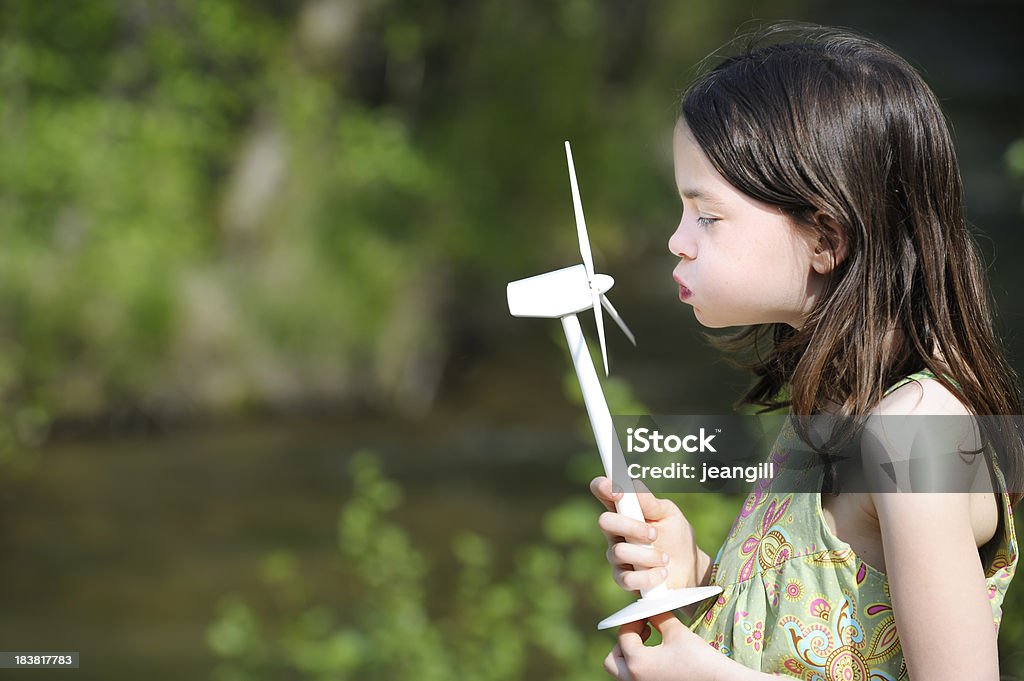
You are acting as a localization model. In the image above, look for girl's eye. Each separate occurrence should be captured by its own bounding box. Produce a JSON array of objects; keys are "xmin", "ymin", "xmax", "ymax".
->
[{"xmin": 696, "ymin": 216, "xmax": 719, "ymax": 227}]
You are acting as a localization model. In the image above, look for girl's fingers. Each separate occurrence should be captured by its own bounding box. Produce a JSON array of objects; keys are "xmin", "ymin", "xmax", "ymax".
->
[
  {"xmin": 590, "ymin": 476, "xmax": 623, "ymax": 512},
  {"xmin": 633, "ymin": 479, "xmax": 679, "ymax": 522},
  {"xmin": 607, "ymin": 542, "xmax": 669, "ymax": 569},
  {"xmin": 617, "ymin": 565, "xmax": 669, "ymax": 592},
  {"xmin": 605, "ymin": 621, "xmax": 651, "ymax": 679},
  {"xmin": 648, "ymin": 611, "xmax": 684, "ymax": 639},
  {"xmin": 599, "ymin": 511, "xmax": 657, "ymax": 545},
  {"xmin": 611, "ymin": 567, "xmax": 640, "ymax": 595},
  {"xmin": 617, "ymin": 619, "xmax": 648, "ymax": 660},
  {"xmin": 592, "ymin": 476, "xmax": 672, "ymax": 522},
  {"xmin": 603, "ymin": 643, "xmax": 632, "ymax": 680}
]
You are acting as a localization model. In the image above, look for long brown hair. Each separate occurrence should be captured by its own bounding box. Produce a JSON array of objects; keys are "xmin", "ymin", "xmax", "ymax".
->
[{"xmin": 680, "ymin": 23, "xmax": 1024, "ymax": 504}]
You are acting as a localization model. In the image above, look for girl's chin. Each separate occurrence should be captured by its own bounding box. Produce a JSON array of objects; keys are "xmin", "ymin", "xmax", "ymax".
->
[
  {"xmin": 691, "ymin": 307, "xmax": 721, "ymax": 328},
  {"xmin": 692, "ymin": 307, "xmax": 756, "ymax": 329}
]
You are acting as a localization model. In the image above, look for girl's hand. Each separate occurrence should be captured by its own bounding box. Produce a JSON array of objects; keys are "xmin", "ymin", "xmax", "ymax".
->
[
  {"xmin": 591, "ymin": 476, "xmax": 711, "ymax": 594},
  {"xmin": 604, "ymin": 613, "xmax": 741, "ymax": 681}
]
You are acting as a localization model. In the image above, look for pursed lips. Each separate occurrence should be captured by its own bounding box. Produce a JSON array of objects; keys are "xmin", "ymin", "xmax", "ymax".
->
[{"xmin": 673, "ymin": 273, "xmax": 693, "ymax": 300}]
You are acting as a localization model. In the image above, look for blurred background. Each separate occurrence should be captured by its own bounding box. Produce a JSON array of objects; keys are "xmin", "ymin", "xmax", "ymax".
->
[{"xmin": 0, "ymin": 1, "xmax": 1022, "ymax": 679}]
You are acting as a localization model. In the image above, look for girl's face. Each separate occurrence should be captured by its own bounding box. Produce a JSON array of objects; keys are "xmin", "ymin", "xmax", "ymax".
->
[{"xmin": 668, "ymin": 120, "xmax": 826, "ymax": 329}]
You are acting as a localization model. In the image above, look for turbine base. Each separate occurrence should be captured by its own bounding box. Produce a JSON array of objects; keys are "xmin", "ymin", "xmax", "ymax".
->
[{"xmin": 597, "ymin": 585, "xmax": 723, "ymax": 630}]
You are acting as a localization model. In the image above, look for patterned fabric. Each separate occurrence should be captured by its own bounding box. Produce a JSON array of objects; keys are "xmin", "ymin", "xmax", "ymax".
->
[{"xmin": 689, "ymin": 371, "xmax": 1018, "ymax": 680}]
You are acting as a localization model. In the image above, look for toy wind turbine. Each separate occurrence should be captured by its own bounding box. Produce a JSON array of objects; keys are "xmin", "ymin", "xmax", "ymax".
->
[{"xmin": 506, "ymin": 141, "xmax": 722, "ymax": 630}]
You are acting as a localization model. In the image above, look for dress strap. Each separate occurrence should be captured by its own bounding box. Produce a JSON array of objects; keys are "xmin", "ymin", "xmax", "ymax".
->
[{"xmin": 881, "ymin": 368, "xmax": 938, "ymax": 397}]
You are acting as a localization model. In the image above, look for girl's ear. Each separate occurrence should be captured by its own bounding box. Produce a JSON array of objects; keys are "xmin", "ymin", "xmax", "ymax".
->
[{"xmin": 810, "ymin": 213, "xmax": 849, "ymax": 275}]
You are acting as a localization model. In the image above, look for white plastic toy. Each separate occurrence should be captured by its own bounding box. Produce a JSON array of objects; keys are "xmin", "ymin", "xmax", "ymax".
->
[{"xmin": 506, "ymin": 141, "xmax": 722, "ymax": 630}]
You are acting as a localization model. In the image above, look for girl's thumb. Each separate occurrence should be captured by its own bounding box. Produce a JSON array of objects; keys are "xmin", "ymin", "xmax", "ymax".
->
[
  {"xmin": 648, "ymin": 611, "xmax": 684, "ymax": 637},
  {"xmin": 631, "ymin": 479, "xmax": 671, "ymax": 520}
]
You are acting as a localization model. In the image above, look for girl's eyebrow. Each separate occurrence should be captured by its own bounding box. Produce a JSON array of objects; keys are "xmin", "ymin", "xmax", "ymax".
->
[{"xmin": 680, "ymin": 187, "xmax": 726, "ymax": 206}]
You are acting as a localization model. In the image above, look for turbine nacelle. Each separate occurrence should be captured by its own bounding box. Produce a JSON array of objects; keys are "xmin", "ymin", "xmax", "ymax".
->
[{"xmin": 507, "ymin": 265, "xmax": 614, "ymax": 318}]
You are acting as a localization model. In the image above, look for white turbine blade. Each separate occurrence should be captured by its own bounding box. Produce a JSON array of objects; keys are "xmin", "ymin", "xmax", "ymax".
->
[
  {"xmin": 565, "ymin": 141, "xmax": 595, "ymax": 281},
  {"xmin": 565, "ymin": 141, "xmax": 608, "ymax": 374},
  {"xmin": 593, "ymin": 287, "xmax": 609, "ymax": 376},
  {"xmin": 601, "ymin": 295, "xmax": 637, "ymax": 346}
]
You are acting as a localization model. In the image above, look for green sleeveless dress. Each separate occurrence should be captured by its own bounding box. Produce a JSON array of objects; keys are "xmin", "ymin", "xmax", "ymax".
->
[{"xmin": 688, "ymin": 371, "xmax": 1018, "ymax": 680}]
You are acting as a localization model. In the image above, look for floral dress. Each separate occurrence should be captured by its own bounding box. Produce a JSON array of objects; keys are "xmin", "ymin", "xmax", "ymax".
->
[{"xmin": 688, "ymin": 372, "xmax": 1018, "ymax": 680}]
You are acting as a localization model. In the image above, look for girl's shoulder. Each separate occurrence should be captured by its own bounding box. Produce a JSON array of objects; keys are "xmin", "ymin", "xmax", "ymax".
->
[
  {"xmin": 864, "ymin": 369, "xmax": 1001, "ymax": 554},
  {"xmin": 859, "ymin": 368, "xmax": 988, "ymax": 498},
  {"xmin": 873, "ymin": 369, "xmax": 971, "ymax": 418}
]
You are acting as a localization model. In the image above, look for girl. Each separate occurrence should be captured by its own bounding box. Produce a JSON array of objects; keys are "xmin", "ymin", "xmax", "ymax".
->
[{"xmin": 592, "ymin": 24, "xmax": 1021, "ymax": 680}]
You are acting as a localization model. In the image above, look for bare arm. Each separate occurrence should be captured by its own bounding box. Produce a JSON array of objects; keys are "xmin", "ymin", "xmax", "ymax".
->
[
  {"xmin": 871, "ymin": 490, "xmax": 999, "ymax": 680},
  {"xmin": 861, "ymin": 375, "xmax": 1000, "ymax": 680}
]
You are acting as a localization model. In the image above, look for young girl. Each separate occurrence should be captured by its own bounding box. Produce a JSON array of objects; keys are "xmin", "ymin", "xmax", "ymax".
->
[{"xmin": 591, "ymin": 24, "xmax": 1021, "ymax": 680}]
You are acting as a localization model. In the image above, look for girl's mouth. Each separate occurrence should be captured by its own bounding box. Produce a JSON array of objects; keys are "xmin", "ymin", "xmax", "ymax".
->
[{"xmin": 678, "ymin": 284, "xmax": 692, "ymax": 301}]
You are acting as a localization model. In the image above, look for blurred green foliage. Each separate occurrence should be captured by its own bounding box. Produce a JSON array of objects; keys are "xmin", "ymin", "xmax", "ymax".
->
[
  {"xmin": 206, "ymin": 451, "xmax": 740, "ymax": 681},
  {"xmin": 0, "ymin": 1, "xmax": 440, "ymax": 431},
  {"xmin": 0, "ymin": 0, "xmax": 814, "ymax": 438},
  {"xmin": 1007, "ymin": 137, "xmax": 1024, "ymax": 213}
]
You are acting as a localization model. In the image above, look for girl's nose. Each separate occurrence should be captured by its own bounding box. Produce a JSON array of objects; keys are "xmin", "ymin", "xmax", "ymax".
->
[{"xmin": 668, "ymin": 218, "xmax": 695, "ymax": 260}]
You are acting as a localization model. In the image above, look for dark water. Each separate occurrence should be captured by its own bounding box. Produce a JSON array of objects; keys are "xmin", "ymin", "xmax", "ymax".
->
[{"xmin": 0, "ymin": 350, "xmax": 596, "ymax": 680}]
